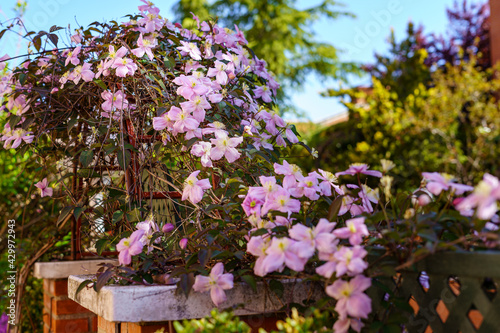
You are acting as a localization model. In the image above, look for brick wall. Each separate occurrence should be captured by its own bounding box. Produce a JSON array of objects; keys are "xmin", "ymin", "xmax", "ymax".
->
[{"xmin": 43, "ymin": 278, "xmax": 97, "ymax": 333}]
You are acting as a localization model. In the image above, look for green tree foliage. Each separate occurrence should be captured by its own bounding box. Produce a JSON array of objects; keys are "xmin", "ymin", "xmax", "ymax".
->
[
  {"xmin": 304, "ymin": 54, "xmax": 500, "ymax": 190},
  {"xmin": 363, "ymin": 22, "xmax": 431, "ymax": 100},
  {"xmin": 172, "ymin": 0, "xmax": 358, "ymax": 112}
]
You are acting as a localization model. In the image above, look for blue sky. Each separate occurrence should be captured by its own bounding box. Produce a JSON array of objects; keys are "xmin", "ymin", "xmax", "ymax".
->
[{"xmin": 0, "ymin": 0, "xmax": 484, "ymax": 121}]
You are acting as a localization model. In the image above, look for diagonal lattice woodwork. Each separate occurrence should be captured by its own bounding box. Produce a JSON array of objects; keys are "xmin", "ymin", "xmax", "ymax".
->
[{"xmin": 369, "ymin": 251, "xmax": 500, "ymax": 333}]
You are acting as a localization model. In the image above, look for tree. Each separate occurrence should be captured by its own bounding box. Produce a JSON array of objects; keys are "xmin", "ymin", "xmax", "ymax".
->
[{"xmin": 172, "ymin": 0, "xmax": 359, "ymax": 113}]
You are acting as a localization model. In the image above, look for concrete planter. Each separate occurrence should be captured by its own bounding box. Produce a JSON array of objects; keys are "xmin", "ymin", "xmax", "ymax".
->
[{"xmin": 68, "ymin": 274, "xmax": 324, "ymax": 332}]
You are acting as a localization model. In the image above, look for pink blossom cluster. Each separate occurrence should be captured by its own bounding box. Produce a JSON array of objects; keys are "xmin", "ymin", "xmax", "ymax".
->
[{"xmin": 240, "ymin": 160, "xmax": 376, "ymax": 332}]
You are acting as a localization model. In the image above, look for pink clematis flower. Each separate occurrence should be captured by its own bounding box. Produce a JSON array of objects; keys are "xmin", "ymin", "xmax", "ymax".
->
[
  {"xmin": 177, "ymin": 41, "xmax": 202, "ymax": 60},
  {"xmin": 288, "ymin": 218, "xmax": 337, "ymax": 258},
  {"xmin": 318, "ymin": 169, "xmax": 340, "ymax": 196},
  {"xmin": 64, "ymin": 46, "xmax": 81, "ymax": 66},
  {"xmin": 262, "ymin": 237, "xmax": 307, "ymax": 274},
  {"xmin": 173, "ymin": 75, "xmax": 209, "ymax": 100},
  {"xmin": 101, "ymin": 90, "xmax": 129, "ymax": 112},
  {"xmin": 191, "ymin": 141, "xmax": 213, "ymax": 167},
  {"xmin": 326, "ymin": 275, "xmax": 372, "ymax": 319},
  {"xmin": 168, "ymin": 106, "xmax": 199, "ymax": 133},
  {"xmin": 116, "ymin": 229, "xmax": 145, "ymax": 265},
  {"xmin": 455, "ymin": 174, "xmax": 500, "ymax": 220},
  {"xmin": 274, "ymin": 160, "xmax": 304, "ymax": 188},
  {"xmin": 247, "ymin": 235, "xmax": 271, "ymax": 276},
  {"xmin": 179, "ymin": 238, "xmax": 188, "ymax": 249},
  {"xmin": 136, "ymin": 219, "xmax": 160, "ymax": 254},
  {"xmin": 316, "ymin": 251, "xmax": 338, "ymax": 279},
  {"xmin": 261, "ymin": 188, "xmax": 301, "ymax": 216},
  {"xmin": 422, "ymin": 172, "xmax": 473, "ymax": 196},
  {"xmin": 180, "ymin": 95, "xmax": 211, "ymax": 122},
  {"xmin": 107, "ymin": 46, "xmax": 128, "ymax": 66},
  {"xmin": 2, "ymin": 128, "xmax": 34, "ymax": 149},
  {"xmin": 70, "ymin": 63, "xmax": 94, "ymax": 84},
  {"xmin": 207, "ymin": 60, "xmax": 229, "ymax": 85},
  {"xmin": 192, "ymin": 263, "xmax": 234, "ymax": 306},
  {"xmin": 336, "ymin": 163, "xmax": 382, "ymax": 178},
  {"xmin": 333, "ymin": 318, "xmax": 364, "ymax": 333},
  {"xmin": 253, "ymin": 85, "xmax": 272, "ymax": 103},
  {"xmin": 334, "ymin": 217, "xmax": 369, "ymax": 246},
  {"xmin": 131, "ymin": 33, "xmax": 157, "ymax": 60},
  {"xmin": 210, "ymin": 132, "xmax": 243, "ymax": 163},
  {"xmin": 111, "ymin": 57, "xmax": 138, "ymax": 77},
  {"xmin": 242, "ymin": 194, "xmax": 265, "ymax": 217},
  {"xmin": 34, "ymin": 178, "xmax": 53, "ymax": 197},
  {"xmin": 182, "ymin": 170, "xmax": 211, "ymax": 204},
  {"xmin": 334, "ymin": 246, "xmax": 368, "ymax": 277}
]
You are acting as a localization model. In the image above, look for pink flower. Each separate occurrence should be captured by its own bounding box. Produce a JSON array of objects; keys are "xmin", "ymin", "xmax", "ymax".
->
[
  {"xmin": 182, "ymin": 170, "xmax": 211, "ymax": 204},
  {"xmin": 177, "ymin": 41, "xmax": 202, "ymax": 60},
  {"xmin": 242, "ymin": 194, "xmax": 265, "ymax": 216},
  {"xmin": 192, "ymin": 263, "xmax": 234, "ymax": 306},
  {"xmin": 210, "ymin": 132, "xmax": 243, "ymax": 163},
  {"xmin": 207, "ymin": 60, "xmax": 228, "ymax": 85},
  {"xmin": 180, "ymin": 95, "xmax": 211, "ymax": 122},
  {"xmin": 422, "ymin": 172, "xmax": 473, "ymax": 196},
  {"xmin": 274, "ymin": 160, "xmax": 304, "ymax": 188},
  {"xmin": 318, "ymin": 169, "xmax": 340, "ymax": 196},
  {"xmin": 131, "ymin": 33, "xmax": 157, "ymax": 60},
  {"xmin": 111, "ymin": 57, "xmax": 137, "ymax": 77},
  {"xmin": 261, "ymin": 188, "xmax": 301, "ymax": 216},
  {"xmin": 326, "ymin": 275, "xmax": 372, "ymax": 319},
  {"xmin": 191, "ymin": 141, "xmax": 213, "ymax": 167},
  {"xmin": 295, "ymin": 174, "xmax": 321, "ymax": 200},
  {"xmin": 179, "ymin": 238, "xmax": 188, "ymax": 249},
  {"xmin": 168, "ymin": 106, "xmax": 200, "ymax": 133},
  {"xmin": 253, "ymin": 85, "xmax": 272, "ymax": 103},
  {"xmin": 334, "ymin": 246, "xmax": 368, "ymax": 277},
  {"xmin": 336, "ymin": 163, "xmax": 382, "ymax": 178},
  {"xmin": 455, "ymin": 174, "xmax": 500, "ymax": 220},
  {"xmin": 288, "ymin": 218, "xmax": 337, "ymax": 258},
  {"xmin": 70, "ymin": 63, "xmax": 94, "ymax": 84},
  {"xmin": 136, "ymin": 219, "xmax": 160, "ymax": 254},
  {"xmin": 162, "ymin": 223, "xmax": 175, "ymax": 233},
  {"xmin": 64, "ymin": 46, "xmax": 81, "ymax": 66},
  {"xmin": 116, "ymin": 229, "xmax": 145, "ymax": 265},
  {"xmin": 333, "ymin": 318, "xmax": 364, "ymax": 333},
  {"xmin": 2, "ymin": 128, "xmax": 34, "ymax": 149},
  {"xmin": 34, "ymin": 178, "xmax": 53, "ymax": 197},
  {"xmin": 262, "ymin": 237, "xmax": 307, "ymax": 274},
  {"xmin": 316, "ymin": 251, "xmax": 338, "ymax": 279},
  {"xmin": 247, "ymin": 235, "xmax": 271, "ymax": 276},
  {"xmin": 334, "ymin": 217, "xmax": 369, "ymax": 246},
  {"xmin": 173, "ymin": 75, "xmax": 209, "ymax": 100},
  {"xmin": 101, "ymin": 90, "xmax": 129, "ymax": 112}
]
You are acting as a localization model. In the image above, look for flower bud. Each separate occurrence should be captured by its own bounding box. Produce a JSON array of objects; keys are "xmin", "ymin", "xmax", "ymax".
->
[
  {"xmin": 404, "ymin": 208, "xmax": 415, "ymax": 219},
  {"xmin": 179, "ymin": 238, "xmax": 188, "ymax": 249},
  {"xmin": 162, "ymin": 223, "xmax": 174, "ymax": 233},
  {"xmin": 417, "ymin": 194, "xmax": 431, "ymax": 207}
]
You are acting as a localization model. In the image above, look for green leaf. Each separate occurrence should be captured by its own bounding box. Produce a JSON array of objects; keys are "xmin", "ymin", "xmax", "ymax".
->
[
  {"xmin": 74, "ymin": 206, "xmax": 84, "ymax": 220},
  {"xmin": 112, "ymin": 211, "xmax": 124, "ymax": 224},
  {"xmin": 179, "ymin": 273, "xmax": 194, "ymax": 297},
  {"xmin": 48, "ymin": 33, "xmax": 58, "ymax": 47},
  {"xmin": 79, "ymin": 150, "xmax": 94, "ymax": 167},
  {"xmin": 117, "ymin": 149, "xmax": 131, "ymax": 170},
  {"xmin": 95, "ymin": 239, "xmax": 108, "ymax": 255},
  {"xmin": 327, "ymin": 195, "xmax": 343, "ymax": 221},
  {"xmin": 269, "ymin": 279, "xmax": 284, "ymax": 298},
  {"xmin": 57, "ymin": 206, "xmax": 75, "ymax": 226},
  {"xmin": 74, "ymin": 279, "xmax": 93, "ymax": 297},
  {"xmin": 95, "ymin": 269, "xmax": 113, "ymax": 291},
  {"xmin": 241, "ymin": 275, "xmax": 257, "ymax": 292},
  {"xmin": 94, "ymin": 79, "xmax": 107, "ymax": 90}
]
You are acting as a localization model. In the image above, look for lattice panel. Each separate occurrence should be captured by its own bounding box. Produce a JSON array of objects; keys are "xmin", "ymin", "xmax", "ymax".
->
[{"xmin": 369, "ymin": 252, "xmax": 500, "ymax": 333}]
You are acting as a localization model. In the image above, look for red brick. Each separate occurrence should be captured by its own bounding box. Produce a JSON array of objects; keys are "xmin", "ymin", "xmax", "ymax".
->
[
  {"xmin": 51, "ymin": 317, "xmax": 88, "ymax": 333},
  {"xmin": 51, "ymin": 279, "xmax": 69, "ymax": 296},
  {"xmin": 51, "ymin": 298, "xmax": 91, "ymax": 316},
  {"xmin": 42, "ymin": 309, "xmax": 51, "ymax": 331},
  {"xmin": 98, "ymin": 316, "xmax": 117, "ymax": 333},
  {"xmin": 90, "ymin": 316, "xmax": 98, "ymax": 332}
]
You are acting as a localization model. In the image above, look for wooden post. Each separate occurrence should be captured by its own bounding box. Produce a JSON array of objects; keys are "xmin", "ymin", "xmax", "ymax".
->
[{"xmin": 491, "ymin": 0, "xmax": 500, "ymax": 65}]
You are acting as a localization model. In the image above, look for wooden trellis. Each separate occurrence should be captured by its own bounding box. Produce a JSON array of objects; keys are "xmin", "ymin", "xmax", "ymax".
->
[{"xmin": 369, "ymin": 251, "xmax": 500, "ymax": 333}]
